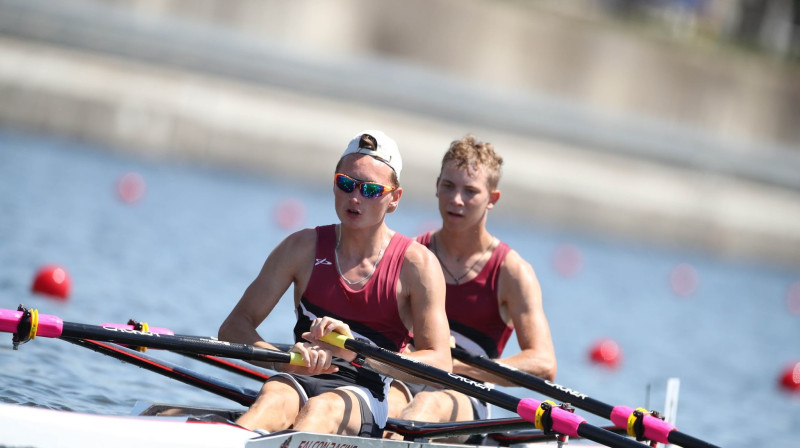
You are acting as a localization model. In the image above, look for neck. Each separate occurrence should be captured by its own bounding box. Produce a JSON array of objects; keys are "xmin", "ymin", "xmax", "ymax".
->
[
  {"xmin": 335, "ymin": 224, "xmax": 391, "ymax": 286},
  {"xmin": 337, "ymin": 224, "xmax": 388, "ymax": 255}
]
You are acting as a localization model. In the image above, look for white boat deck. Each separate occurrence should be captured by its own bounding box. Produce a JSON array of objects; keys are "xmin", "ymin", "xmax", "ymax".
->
[{"xmin": 0, "ymin": 402, "xmax": 602, "ymax": 448}]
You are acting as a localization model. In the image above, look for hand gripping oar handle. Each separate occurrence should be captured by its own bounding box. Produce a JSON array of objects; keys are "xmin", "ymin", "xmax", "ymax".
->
[
  {"xmin": 1, "ymin": 307, "xmax": 305, "ymax": 366},
  {"xmin": 451, "ymin": 347, "xmax": 719, "ymax": 448},
  {"xmin": 319, "ymin": 333, "xmax": 644, "ymax": 448}
]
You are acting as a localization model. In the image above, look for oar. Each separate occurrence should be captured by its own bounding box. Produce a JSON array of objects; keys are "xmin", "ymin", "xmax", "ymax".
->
[
  {"xmin": 319, "ymin": 333, "xmax": 645, "ymax": 448},
  {"xmin": 452, "ymin": 347, "xmax": 718, "ymax": 448},
  {"xmin": 59, "ymin": 335, "xmax": 606, "ymax": 443},
  {"xmin": 66, "ymin": 338, "xmax": 260, "ymax": 406},
  {"xmin": 0, "ymin": 307, "xmax": 304, "ymax": 367},
  {"xmin": 99, "ymin": 320, "xmax": 285, "ymax": 382},
  {"xmin": 85, "ymin": 318, "xmax": 716, "ymax": 448}
]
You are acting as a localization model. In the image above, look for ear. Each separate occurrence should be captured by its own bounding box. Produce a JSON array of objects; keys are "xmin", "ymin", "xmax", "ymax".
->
[
  {"xmin": 434, "ymin": 177, "xmax": 441, "ymax": 197},
  {"xmin": 487, "ymin": 189, "xmax": 501, "ymax": 209},
  {"xmin": 386, "ymin": 187, "xmax": 404, "ymax": 214}
]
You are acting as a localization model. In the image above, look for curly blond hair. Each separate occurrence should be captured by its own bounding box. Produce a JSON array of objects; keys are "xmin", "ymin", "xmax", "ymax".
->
[{"xmin": 440, "ymin": 135, "xmax": 503, "ymax": 190}]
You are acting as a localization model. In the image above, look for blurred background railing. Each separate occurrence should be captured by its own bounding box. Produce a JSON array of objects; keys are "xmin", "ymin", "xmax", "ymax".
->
[{"xmin": 1, "ymin": 0, "xmax": 799, "ymax": 265}]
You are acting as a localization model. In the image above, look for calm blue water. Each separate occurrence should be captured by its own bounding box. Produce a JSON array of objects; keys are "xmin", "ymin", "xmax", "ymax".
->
[{"xmin": 1, "ymin": 130, "xmax": 798, "ymax": 447}]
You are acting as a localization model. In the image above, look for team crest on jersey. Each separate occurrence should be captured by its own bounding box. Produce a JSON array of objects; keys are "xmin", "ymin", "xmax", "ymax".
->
[{"xmin": 315, "ymin": 258, "xmax": 332, "ymax": 266}]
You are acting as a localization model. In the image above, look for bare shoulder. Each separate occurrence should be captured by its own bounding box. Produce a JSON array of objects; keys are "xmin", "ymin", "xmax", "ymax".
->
[
  {"xmin": 501, "ymin": 248, "xmax": 537, "ymax": 279},
  {"xmin": 267, "ymin": 227, "xmax": 318, "ymax": 267},
  {"xmin": 402, "ymin": 239, "xmax": 438, "ymax": 273},
  {"xmin": 498, "ymin": 248, "xmax": 541, "ymax": 301},
  {"xmin": 398, "ymin": 239, "xmax": 444, "ymax": 301},
  {"xmin": 282, "ymin": 227, "xmax": 318, "ymax": 248}
]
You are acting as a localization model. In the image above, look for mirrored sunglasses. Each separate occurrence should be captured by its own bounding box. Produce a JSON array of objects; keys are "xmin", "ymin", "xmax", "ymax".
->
[{"xmin": 335, "ymin": 173, "xmax": 397, "ymax": 198}]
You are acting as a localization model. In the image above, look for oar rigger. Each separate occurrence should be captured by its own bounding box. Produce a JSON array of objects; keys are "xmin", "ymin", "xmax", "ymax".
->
[
  {"xmin": 532, "ymin": 400, "xmax": 574, "ymax": 446},
  {"xmin": 11, "ymin": 305, "xmax": 38, "ymax": 350},
  {"xmin": 628, "ymin": 407, "xmax": 664, "ymax": 444},
  {"xmin": 126, "ymin": 319, "xmax": 150, "ymax": 352},
  {"xmin": 611, "ymin": 406, "xmax": 676, "ymax": 447}
]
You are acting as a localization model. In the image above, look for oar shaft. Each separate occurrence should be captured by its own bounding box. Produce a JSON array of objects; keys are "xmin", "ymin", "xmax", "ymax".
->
[
  {"xmin": 668, "ymin": 431, "xmax": 720, "ymax": 448},
  {"xmin": 0, "ymin": 308, "xmax": 303, "ymax": 366},
  {"xmin": 67, "ymin": 338, "xmax": 259, "ymax": 406},
  {"xmin": 60, "ymin": 322, "xmax": 296, "ymax": 364},
  {"xmin": 321, "ymin": 334, "xmax": 643, "ymax": 448},
  {"xmin": 453, "ymin": 347, "xmax": 614, "ymax": 416},
  {"xmin": 454, "ymin": 348, "xmax": 720, "ymax": 448}
]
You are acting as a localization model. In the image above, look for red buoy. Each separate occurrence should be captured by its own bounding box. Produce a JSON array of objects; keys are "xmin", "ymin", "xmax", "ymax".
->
[
  {"xmin": 274, "ymin": 198, "xmax": 306, "ymax": 231},
  {"xmin": 589, "ymin": 338, "xmax": 622, "ymax": 368},
  {"xmin": 553, "ymin": 244, "xmax": 584, "ymax": 278},
  {"xmin": 31, "ymin": 264, "xmax": 71, "ymax": 300},
  {"xmin": 117, "ymin": 172, "xmax": 146, "ymax": 204},
  {"xmin": 779, "ymin": 361, "xmax": 800, "ymax": 393},
  {"xmin": 670, "ymin": 263, "xmax": 698, "ymax": 297}
]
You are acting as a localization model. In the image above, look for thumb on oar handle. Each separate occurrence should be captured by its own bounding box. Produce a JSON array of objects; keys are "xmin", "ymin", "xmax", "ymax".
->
[
  {"xmin": 319, "ymin": 332, "xmax": 350, "ymax": 349},
  {"xmin": 287, "ymin": 352, "xmax": 305, "ymax": 366}
]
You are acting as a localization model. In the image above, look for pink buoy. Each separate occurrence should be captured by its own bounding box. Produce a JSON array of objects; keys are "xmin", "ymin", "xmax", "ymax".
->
[
  {"xmin": 274, "ymin": 198, "xmax": 306, "ymax": 230},
  {"xmin": 669, "ymin": 263, "xmax": 698, "ymax": 297},
  {"xmin": 589, "ymin": 338, "xmax": 622, "ymax": 368},
  {"xmin": 552, "ymin": 244, "xmax": 584, "ymax": 278},
  {"xmin": 31, "ymin": 264, "xmax": 71, "ymax": 300},
  {"xmin": 117, "ymin": 172, "xmax": 146, "ymax": 204}
]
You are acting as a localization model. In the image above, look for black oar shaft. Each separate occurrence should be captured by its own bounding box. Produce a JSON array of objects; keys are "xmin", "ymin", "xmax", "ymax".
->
[
  {"xmin": 59, "ymin": 338, "xmax": 594, "ymax": 443},
  {"xmin": 453, "ymin": 347, "xmax": 615, "ymax": 416},
  {"xmin": 60, "ymin": 322, "xmax": 294, "ymax": 364},
  {"xmin": 669, "ymin": 431, "xmax": 719, "ymax": 448},
  {"xmin": 66, "ymin": 338, "xmax": 259, "ymax": 406},
  {"xmin": 453, "ymin": 348, "xmax": 720, "ymax": 448},
  {"xmin": 325, "ymin": 335, "xmax": 643, "ymax": 448}
]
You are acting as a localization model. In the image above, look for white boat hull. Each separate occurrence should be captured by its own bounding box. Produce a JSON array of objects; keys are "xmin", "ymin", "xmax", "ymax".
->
[{"xmin": 0, "ymin": 402, "xmax": 599, "ymax": 448}]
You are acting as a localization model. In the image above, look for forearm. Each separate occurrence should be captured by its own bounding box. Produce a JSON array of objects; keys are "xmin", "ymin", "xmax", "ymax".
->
[
  {"xmin": 219, "ymin": 313, "xmax": 280, "ymax": 371},
  {"xmin": 454, "ymin": 350, "xmax": 557, "ymax": 385}
]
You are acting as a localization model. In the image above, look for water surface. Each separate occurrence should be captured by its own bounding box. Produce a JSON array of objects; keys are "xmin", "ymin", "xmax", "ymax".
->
[{"xmin": 1, "ymin": 131, "xmax": 798, "ymax": 447}]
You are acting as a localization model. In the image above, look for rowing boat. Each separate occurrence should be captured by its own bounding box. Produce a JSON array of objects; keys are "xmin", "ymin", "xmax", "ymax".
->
[{"xmin": 0, "ymin": 401, "xmax": 601, "ymax": 448}]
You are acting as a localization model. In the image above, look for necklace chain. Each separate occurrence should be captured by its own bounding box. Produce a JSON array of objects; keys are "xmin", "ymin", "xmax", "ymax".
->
[
  {"xmin": 335, "ymin": 228, "xmax": 387, "ymax": 286},
  {"xmin": 432, "ymin": 234, "xmax": 494, "ymax": 285}
]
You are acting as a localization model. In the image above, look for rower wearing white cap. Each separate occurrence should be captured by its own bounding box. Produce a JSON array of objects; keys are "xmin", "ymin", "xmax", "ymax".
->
[{"xmin": 219, "ymin": 130, "xmax": 452, "ymax": 436}]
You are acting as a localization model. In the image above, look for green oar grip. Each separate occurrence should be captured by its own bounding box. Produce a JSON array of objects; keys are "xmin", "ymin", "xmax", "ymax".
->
[
  {"xmin": 320, "ymin": 332, "xmax": 350, "ymax": 349},
  {"xmin": 288, "ymin": 352, "xmax": 306, "ymax": 366}
]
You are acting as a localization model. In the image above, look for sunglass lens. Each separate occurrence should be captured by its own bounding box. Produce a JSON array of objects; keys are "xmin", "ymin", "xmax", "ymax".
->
[
  {"xmin": 336, "ymin": 175, "xmax": 355, "ymax": 193},
  {"xmin": 361, "ymin": 182, "xmax": 385, "ymax": 198}
]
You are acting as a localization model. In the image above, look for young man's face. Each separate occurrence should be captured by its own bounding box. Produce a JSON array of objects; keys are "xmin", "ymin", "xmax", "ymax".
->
[
  {"xmin": 334, "ymin": 154, "xmax": 401, "ymax": 229},
  {"xmin": 436, "ymin": 160, "xmax": 497, "ymax": 229}
]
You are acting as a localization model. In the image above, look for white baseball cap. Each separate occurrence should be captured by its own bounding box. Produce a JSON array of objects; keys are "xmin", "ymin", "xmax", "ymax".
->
[{"xmin": 340, "ymin": 130, "xmax": 402, "ymax": 179}]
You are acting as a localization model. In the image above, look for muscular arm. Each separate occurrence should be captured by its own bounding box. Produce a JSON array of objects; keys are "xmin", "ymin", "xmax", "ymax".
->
[
  {"xmin": 397, "ymin": 243, "xmax": 453, "ymax": 373},
  {"xmin": 378, "ymin": 241, "xmax": 453, "ymax": 381},
  {"xmin": 218, "ymin": 229, "xmax": 319, "ymax": 371},
  {"xmin": 454, "ymin": 250, "xmax": 557, "ymax": 384}
]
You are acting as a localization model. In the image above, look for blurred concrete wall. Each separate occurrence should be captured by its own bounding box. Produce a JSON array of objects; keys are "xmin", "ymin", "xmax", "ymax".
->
[
  {"xmin": 1, "ymin": 0, "xmax": 799, "ymax": 266},
  {"xmin": 92, "ymin": 0, "xmax": 800, "ymax": 149}
]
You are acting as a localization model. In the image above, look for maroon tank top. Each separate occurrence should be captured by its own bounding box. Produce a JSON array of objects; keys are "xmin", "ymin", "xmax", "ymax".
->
[
  {"xmin": 296, "ymin": 224, "xmax": 413, "ymax": 352},
  {"xmin": 418, "ymin": 232, "xmax": 513, "ymax": 358}
]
